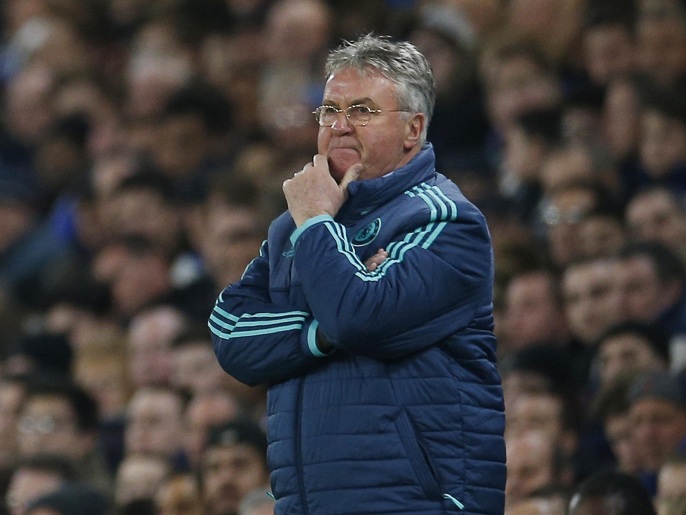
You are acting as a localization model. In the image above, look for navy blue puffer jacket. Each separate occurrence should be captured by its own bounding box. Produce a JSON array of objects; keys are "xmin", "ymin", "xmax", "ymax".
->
[{"xmin": 209, "ymin": 145, "xmax": 506, "ymax": 514}]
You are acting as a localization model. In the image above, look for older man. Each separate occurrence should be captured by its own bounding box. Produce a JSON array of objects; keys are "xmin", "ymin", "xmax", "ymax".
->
[{"xmin": 209, "ymin": 34, "xmax": 505, "ymax": 514}]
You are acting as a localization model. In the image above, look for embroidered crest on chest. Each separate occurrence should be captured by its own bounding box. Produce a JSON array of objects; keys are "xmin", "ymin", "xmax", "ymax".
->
[{"xmin": 351, "ymin": 218, "xmax": 382, "ymax": 247}]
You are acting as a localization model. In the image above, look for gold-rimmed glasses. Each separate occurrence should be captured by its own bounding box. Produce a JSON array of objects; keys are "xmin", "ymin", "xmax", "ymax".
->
[{"xmin": 312, "ymin": 104, "xmax": 409, "ymax": 127}]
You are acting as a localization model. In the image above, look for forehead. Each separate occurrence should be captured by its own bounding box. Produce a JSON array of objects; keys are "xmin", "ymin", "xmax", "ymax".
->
[
  {"xmin": 322, "ymin": 67, "xmax": 398, "ymax": 105},
  {"xmin": 628, "ymin": 191, "xmax": 677, "ymax": 216},
  {"xmin": 601, "ymin": 333, "xmax": 652, "ymax": 351},
  {"xmin": 564, "ymin": 261, "xmax": 612, "ymax": 286},
  {"xmin": 203, "ymin": 443, "xmax": 263, "ymax": 466},
  {"xmin": 23, "ymin": 395, "xmax": 71, "ymax": 414}
]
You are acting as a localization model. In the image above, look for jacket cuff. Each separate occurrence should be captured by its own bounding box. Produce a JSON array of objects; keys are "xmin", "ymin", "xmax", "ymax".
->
[
  {"xmin": 290, "ymin": 214, "xmax": 334, "ymax": 247},
  {"xmin": 304, "ymin": 319, "xmax": 334, "ymax": 358}
]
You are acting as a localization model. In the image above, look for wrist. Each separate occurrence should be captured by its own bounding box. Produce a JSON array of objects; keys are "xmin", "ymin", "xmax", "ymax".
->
[{"xmin": 316, "ymin": 329, "xmax": 333, "ymax": 353}]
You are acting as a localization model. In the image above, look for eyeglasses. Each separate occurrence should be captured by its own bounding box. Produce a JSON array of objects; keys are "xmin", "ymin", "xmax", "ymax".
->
[
  {"xmin": 312, "ymin": 104, "xmax": 409, "ymax": 127},
  {"xmin": 18, "ymin": 414, "xmax": 74, "ymax": 435},
  {"xmin": 542, "ymin": 205, "xmax": 588, "ymax": 226}
]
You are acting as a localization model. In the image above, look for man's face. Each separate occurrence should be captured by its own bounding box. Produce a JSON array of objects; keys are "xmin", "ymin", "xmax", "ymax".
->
[
  {"xmin": 562, "ymin": 260, "xmax": 622, "ymax": 344},
  {"xmin": 630, "ymin": 398, "xmax": 686, "ymax": 472},
  {"xmin": 626, "ymin": 191, "xmax": 686, "ymax": 250},
  {"xmin": 125, "ymin": 389, "xmax": 184, "ymax": 457},
  {"xmin": 502, "ymin": 271, "xmax": 566, "ymax": 349},
  {"xmin": 201, "ymin": 444, "xmax": 268, "ymax": 515},
  {"xmin": 604, "ymin": 413, "xmax": 640, "ymax": 474},
  {"xmin": 506, "ymin": 393, "xmax": 564, "ymax": 443},
  {"xmin": 614, "ymin": 255, "xmax": 664, "ymax": 321},
  {"xmin": 598, "ymin": 334, "xmax": 664, "ymax": 386},
  {"xmin": 17, "ymin": 397, "xmax": 83, "ymax": 461},
  {"xmin": 316, "ymin": 67, "xmax": 422, "ymax": 183},
  {"xmin": 504, "ymin": 431, "xmax": 556, "ymax": 507}
]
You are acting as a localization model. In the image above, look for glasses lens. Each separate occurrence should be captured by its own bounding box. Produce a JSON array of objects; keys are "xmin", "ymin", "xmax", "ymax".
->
[
  {"xmin": 347, "ymin": 105, "xmax": 372, "ymax": 125},
  {"xmin": 315, "ymin": 106, "xmax": 339, "ymax": 126}
]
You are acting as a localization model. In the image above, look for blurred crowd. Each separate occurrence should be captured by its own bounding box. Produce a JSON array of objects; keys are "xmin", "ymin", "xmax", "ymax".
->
[{"xmin": 1, "ymin": 0, "xmax": 686, "ymax": 513}]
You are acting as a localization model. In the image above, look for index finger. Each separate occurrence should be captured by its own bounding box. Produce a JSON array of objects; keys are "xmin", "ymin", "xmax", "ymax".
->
[{"xmin": 313, "ymin": 154, "xmax": 328, "ymax": 169}]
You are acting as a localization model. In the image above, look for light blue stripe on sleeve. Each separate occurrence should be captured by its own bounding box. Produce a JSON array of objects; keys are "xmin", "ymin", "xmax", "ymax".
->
[
  {"xmin": 290, "ymin": 214, "xmax": 334, "ymax": 246},
  {"xmin": 307, "ymin": 319, "xmax": 331, "ymax": 357}
]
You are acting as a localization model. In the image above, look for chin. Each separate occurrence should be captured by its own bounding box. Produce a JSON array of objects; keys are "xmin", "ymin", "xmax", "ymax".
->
[
  {"xmin": 327, "ymin": 159, "xmax": 351, "ymax": 183},
  {"xmin": 329, "ymin": 167, "xmax": 347, "ymax": 183}
]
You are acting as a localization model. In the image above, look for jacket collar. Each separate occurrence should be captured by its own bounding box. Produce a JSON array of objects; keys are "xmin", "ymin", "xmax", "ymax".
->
[{"xmin": 338, "ymin": 143, "xmax": 436, "ymax": 221}]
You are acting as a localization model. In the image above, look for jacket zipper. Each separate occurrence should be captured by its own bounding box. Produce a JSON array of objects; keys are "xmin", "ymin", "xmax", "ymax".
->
[{"xmin": 295, "ymin": 378, "xmax": 310, "ymax": 515}]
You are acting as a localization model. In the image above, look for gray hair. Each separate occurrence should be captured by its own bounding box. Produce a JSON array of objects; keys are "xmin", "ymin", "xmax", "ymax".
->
[{"xmin": 324, "ymin": 33, "xmax": 435, "ymax": 141}]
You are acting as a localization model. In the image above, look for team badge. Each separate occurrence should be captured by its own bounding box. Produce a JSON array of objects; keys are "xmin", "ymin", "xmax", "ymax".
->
[{"xmin": 352, "ymin": 218, "xmax": 381, "ymax": 247}]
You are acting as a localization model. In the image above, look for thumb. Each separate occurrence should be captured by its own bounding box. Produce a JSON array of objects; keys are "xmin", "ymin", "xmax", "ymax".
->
[{"xmin": 339, "ymin": 163, "xmax": 363, "ymax": 192}]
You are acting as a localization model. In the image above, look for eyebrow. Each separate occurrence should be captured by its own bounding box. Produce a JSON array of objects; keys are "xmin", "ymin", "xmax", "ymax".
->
[{"xmin": 322, "ymin": 97, "xmax": 375, "ymax": 107}]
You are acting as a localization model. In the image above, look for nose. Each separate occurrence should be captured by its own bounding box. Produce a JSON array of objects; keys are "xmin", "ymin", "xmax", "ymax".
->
[{"xmin": 331, "ymin": 113, "xmax": 353, "ymax": 132}]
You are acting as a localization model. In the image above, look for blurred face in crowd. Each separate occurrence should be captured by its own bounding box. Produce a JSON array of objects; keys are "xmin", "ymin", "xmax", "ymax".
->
[
  {"xmin": 127, "ymin": 306, "xmax": 183, "ymax": 388},
  {"xmin": 630, "ymin": 398, "xmax": 686, "ymax": 472},
  {"xmin": 626, "ymin": 189, "xmax": 686, "ymax": 255},
  {"xmin": 506, "ymin": 392, "xmax": 566, "ymax": 442},
  {"xmin": 636, "ymin": 12, "xmax": 686, "ymax": 86},
  {"xmin": 614, "ymin": 255, "xmax": 679, "ymax": 322},
  {"xmin": 153, "ymin": 114, "xmax": 213, "ymax": 180},
  {"xmin": 115, "ymin": 453, "xmax": 170, "ymax": 505},
  {"xmin": 17, "ymin": 396, "xmax": 86, "ymax": 461},
  {"xmin": 502, "ymin": 271, "xmax": 568, "ymax": 350},
  {"xmin": 578, "ymin": 214, "xmax": 626, "ymax": 260},
  {"xmin": 562, "ymin": 258, "xmax": 622, "ymax": 345},
  {"xmin": 597, "ymin": 333, "xmax": 666, "ymax": 386},
  {"xmin": 104, "ymin": 187, "xmax": 181, "ymax": 252},
  {"xmin": 604, "ymin": 412, "xmax": 641, "ymax": 474},
  {"xmin": 543, "ymin": 186, "xmax": 598, "ymax": 267},
  {"xmin": 316, "ymin": 67, "xmax": 424, "ymax": 183},
  {"xmin": 582, "ymin": 24, "xmax": 635, "ymax": 86},
  {"xmin": 172, "ymin": 340, "xmax": 226, "ymax": 395},
  {"xmin": 485, "ymin": 54, "xmax": 559, "ymax": 133},
  {"xmin": 183, "ymin": 391, "xmax": 240, "ymax": 468},
  {"xmin": 505, "ymin": 431, "xmax": 557, "ymax": 509},
  {"xmin": 202, "ymin": 205, "xmax": 265, "ymax": 288},
  {"xmin": 201, "ymin": 443, "xmax": 269, "ymax": 515},
  {"xmin": 539, "ymin": 148, "xmax": 595, "ymax": 196},
  {"xmin": 639, "ymin": 110, "xmax": 686, "ymax": 178},
  {"xmin": 125, "ymin": 387, "xmax": 185, "ymax": 458}
]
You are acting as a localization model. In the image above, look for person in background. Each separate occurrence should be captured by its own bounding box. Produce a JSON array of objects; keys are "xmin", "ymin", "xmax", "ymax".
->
[
  {"xmin": 655, "ymin": 450, "xmax": 686, "ymax": 515},
  {"xmin": 567, "ymin": 468, "xmax": 657, "ymax": 515},
  {"xmin": 505, "ymin": 430, "xmax": 566, "ymax": 511},
  {"xmin": 123, "ymin": 385, "xmax": 188, "ymax": 470},
  {"xmin": 627, "ymin": 370, "xmax": 686, "ymax": 496},
  {"xmin": 238, "ymin": 489, "xmax": 275, "ymax": 515},
  {"xmin": 24, "ymin": 482, "xmax": 111, "ymax": 515},
  {"xmin": 593, "ymin": 321, "xmax": 671, "ymax": 389},
  {"xmin": 591, "ymin": 372, "xmax": 642, "ymax": 475},
  {"xmin": 113, "ymin": 452, "xmax": 171, "ymax": 508},
  {"xmin": 4, "ymin": 455, "xmax": 75, "ymax": 515},
  {"xmin": 15, "ymin": 376, "xmax": 112, "ymax": 496},
  {"xmin": 199, "ymin": 419, "xmax": 269, "ymax": 515},
  {"xmin": 155, "ymin": 473, "xmax": 203, "ymax": 515},
  {"xmin": 500, "ymin": 265, "xmax": 571, "ymax": 356},
  {"xmin": 209, "ymin": 33, "xmax": 505, "ymax": 513},
  {"xmin": 625, "ymin": 185, "xmax": 686, "ymax": 264}
]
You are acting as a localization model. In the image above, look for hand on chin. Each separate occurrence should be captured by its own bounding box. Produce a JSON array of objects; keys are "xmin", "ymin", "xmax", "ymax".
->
[{"xmin": 328, "ymin": 150, "xmax": 361, "ymax": 183}]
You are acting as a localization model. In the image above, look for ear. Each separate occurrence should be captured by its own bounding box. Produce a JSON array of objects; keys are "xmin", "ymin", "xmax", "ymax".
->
[{"xmin": 403, "ymin": 113, "xmax": 425, "ymax": 150}]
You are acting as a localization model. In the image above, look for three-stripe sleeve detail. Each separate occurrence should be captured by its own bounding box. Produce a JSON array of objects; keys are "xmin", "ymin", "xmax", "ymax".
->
[{"xmin": 209, "ymin": 303, "xmax": 310, "ymax": 340}]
